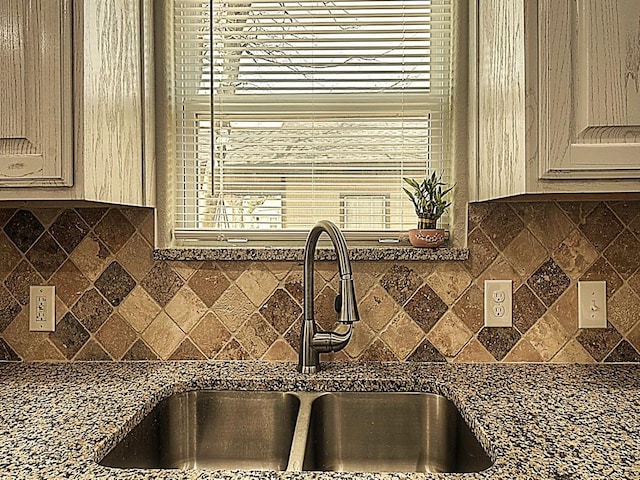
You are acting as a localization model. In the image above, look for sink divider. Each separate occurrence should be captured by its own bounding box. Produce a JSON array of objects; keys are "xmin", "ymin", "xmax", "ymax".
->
[{"xmin": 285, "ymin": 392, "xmax": 321, "ymax": 471}]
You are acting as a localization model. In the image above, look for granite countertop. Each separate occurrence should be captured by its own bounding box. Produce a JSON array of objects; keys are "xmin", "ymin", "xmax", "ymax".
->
[{"xmin": 1, "ymin": 361, "xmax": 638, "ymax": 480}]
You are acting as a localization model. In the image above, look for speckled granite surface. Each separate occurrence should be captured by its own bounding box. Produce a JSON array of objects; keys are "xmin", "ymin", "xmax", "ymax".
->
[{"xmin": 1, "ymin": 361, "xmax": 638, "ymax": 479}]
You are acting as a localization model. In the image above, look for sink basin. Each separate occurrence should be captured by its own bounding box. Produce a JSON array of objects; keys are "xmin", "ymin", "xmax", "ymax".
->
[
  {"xmin": 100, "ymin": 391, "xmax": 300, "ymax": 470},
  {"xmin": 302, "ymin": 392, "xmax": 492, "ymax": 473}
]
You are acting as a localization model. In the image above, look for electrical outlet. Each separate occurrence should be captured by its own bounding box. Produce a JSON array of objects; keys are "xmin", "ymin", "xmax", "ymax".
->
[
  {"xmin": 578, "ymin": 281, "xmax": 607, "ymax": 328},
  {"xmin": 484, "ymin": 280, "xmax": 512, "ymax": 327},
  {"xmin": 29, "ymin": 286, "xmax": 55, "ymax": 332}
]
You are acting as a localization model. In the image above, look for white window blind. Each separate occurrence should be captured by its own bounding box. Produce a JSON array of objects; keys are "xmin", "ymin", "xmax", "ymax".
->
[{"xmin": 173, "ymin": 0, "xmax": 452, "ymax": 244}]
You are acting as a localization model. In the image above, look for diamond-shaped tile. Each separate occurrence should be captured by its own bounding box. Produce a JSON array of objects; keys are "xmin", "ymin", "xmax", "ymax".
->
[
  {"xmin": 604, "ymin": 340, "xmax": 640, "ymax": 362},
  {"xmin": 358, "ymin": 284, "xmax": 397, "ymax": 332},
  {"xmin": 630, "ymin": 270, "xmax": 640, "ymax": 297},
  {"xmin": 551, "ymin": 339, "xmax": 594, "ymax": 363},
  {"xmin": 165, "ymin": 285, "xmax": 207, "ymax": 333},
  {"xmin": 607, "ymin": 285, "xmax": 640, "ymax": 335},
  {"xmin": 630, "ymin": 214, "xmax": 640, "ymax": 238},
  {"xmin": 72, "ymin": 288, "xmax": 113, "ymax": 332},
  {"xmin": 215, "ymin": 338, "xmax": 249, "ymax": 360},
  {"xmin": 476, "ymin": 255, "xmax": 522, "ymax": 292},
  {"xmin": 407, "ymin": 338, "xmax": 446, "ymax": 362},
  {"xmin": 343, "ymin": 320, "xmax": 375, "ymax": 358},
  {"xmin": 116, "ymin": 233, "xmax": 154, "ymax": 282},
  {"xmin": 576, "ymin": 324, "xmax": 622, "ymax": 362},
  {"xmin": 511, "ymin": 202, "xmax": 573, "ymax": 251},
  {"xmin": 3, "ymin": 210, "xmax": 44, "ymax": 253},
  {"xmin": 0, "ymin": 338, "xmax": 20, "ymax": 361},
  {"xmin": 120, "ymin": 207, "xmax": 153, "ymax": 229},
  {"xmin": 502, "ymin": 230, "xmax": 548, "ymax": 279},
  {"xmin": 69, "ymin": 233, "xmax": 112, "ymax": 281},
  {"xmin": 527, "ymin": 258, "xmax": 570, "ymax": 307},
  {"xmin": 93, "ymin": 209, "xmax": 135, "ymax": 254},
  {"xmin": 404, "ymin": 284, "xmax": 448, "ymax": 333},
  {"xmin": 95, "ymin": 313, "xmax": 138, "ymax": 360},
  {"xmin": 169, "ymin": 338, "xmax": 206, "ymax": 360},
  {"xmin": 25, "ymin": 232, "xmax": 67, "ymax": 280},
  {"xmin": 360, "ymin": 338, "xmax": 398, "ymax": 361},
  {"xmin": 379, "ymin": 264, "xmax": 423, "ymax": 306},
  {"xmin": 49, "ymin": 210, "xmax": 90, "ymax": 254},
  {"xmin": 142, "ymin": 312, "xmax": 184, "ymax": 360},
  {"xmin": 75, "ymin": 340, "xmax": 111, "ymax": 361},
  {"xmin": 463, "ymin": 227, "xmax": 498, "ymax": 278},
  {"xmin": 480, "ymin": 203, "xmax": 524, "ymax": 250},
  {"xmin": 284, "ymin": 271, "xmax": 303, "ymax": 304},
  {"xmin": 551, "ymin": 287, "xmax": 579, "ymax": 335},
  {"xmin": 451, "ymin": 285, "xmax": 484, "ymax": 333},
  {"xmin": 502, "ymin": 338, "xmax": 543, "ymax": 363},
  {"xmin": 122, "ymin": 339, "xmax": 159, "ymax": 360},
  {"xmin": 263, "ymin": 339, "xmax": 297, "ymax": 361},
  {"xmin": 606, "ymin": 200, "xmax": 640, "ymax": 225},
  {"xmin": 603, "ymin": 229, "xmax": 640, "ymax": 279},
  {"xmin": 189, "ymin": 312, "xmax": 231, "ymax": 358},
  {"xmin": 580, "ymin": 257, "xmax": 623, "ymax": 298},
  {"xmin": 140, "ymin": 261, "xmax": 183, "ymax": 307},
  {"xmin": 453, "ymin": 339, "xmax": 496, "ymax": 362},
  {"xmin": 259, "ymin": 288, "xmax": 302, "ymax": 334},
  {"xmin": 2, "ymin": 310, "xmax": 65, "ymax": 361},
  {"xmin": 579, "ymin": 202, "xmax": 624, "ymax": 250},
  {"xmin": 95, "ymin": 261, "xmax": 136, "ymax": 306},
  {"xmin": 557, "ymin": 201, "xmax": 598, "ymax": 225},
  {"xmin": 524, "ymin": 313, "xmax": 570, "ymax": 361},
  {"xmin": 512, "ymin": 284, "xmax": 547, "ymax": 334},
  {"xmin": 426, "ymin": 263, "xmax": 472, "ymax": 305},
  {"xmin": 283, "ymin": 321, "xmax": 301, "ymax": 353},
  {"xmin": 0, "ymin": 285, "xmax": 22, "ymax": 332},
  {"xmin": 0, "ymin": 209, "xmax": 16, "ymax": 228},
  {"xmin": 75, "ymin": 208, "xmax": 108, "ymax": 227},
  {"xmin": 379, "ymin": 312, "xmax": 425, "ymax": 360},
  {"xmin": 235, "ymin": 264, "xmax": 279, "ymax": 307},
  {"xmin": 4, "ymin": 260, "xmax": 43, "ymax": 305},
  {"xmin": 49, "ymin": 312, "xmax": 90, "ymax": 359},
  {"xmin": 0, "ymin": 232, "xmax": 21, "ymax": 281},
  {"xmin": 234, "ymin": 312, "xmax": 278, "ymax": 359},
  {"xmin": 49, "ymin": 260, "xmax": 90, "ymax": 309},
  {"xmin": 188, "ymin": 262, "xmax": 230, "ymax": 307},
  {"xmin": 314, "ymin": 285, "xmax": 339, "ymax": 331},
  {"xmin": 477, "ymin": 327, "xmax": 521, "ymax": 361},
  {"xmin": 118, "ymin": 286, "xmax": 162, "ymax": 333},
  {"xmin": 552, "ymin": 229, "xmax": 599, "ymax": 280},
  {"xmin": 467, "ymin": 203, "xmax": 491, "ymax": 231},
  {"xmin": 626, "ymin": 321, "xmax": 640, "ymax": 355},
  {"xmin": 213, "ymin": 285, "xmax": 255, "ymax": 333},
  {"xmin": 426, "ymin": 311, "xmax": 472, "ymax": 358}
]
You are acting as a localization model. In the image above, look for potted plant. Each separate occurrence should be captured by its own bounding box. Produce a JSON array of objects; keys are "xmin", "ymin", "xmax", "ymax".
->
[{"xmin": 403, "ymin": 172, "xmax": 453, "ymax": 248}]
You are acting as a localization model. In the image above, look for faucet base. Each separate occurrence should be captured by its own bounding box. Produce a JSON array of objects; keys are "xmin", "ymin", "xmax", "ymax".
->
[{"xmin": 298, "ymin": 365, "xmax": 319, "ymax": 374}]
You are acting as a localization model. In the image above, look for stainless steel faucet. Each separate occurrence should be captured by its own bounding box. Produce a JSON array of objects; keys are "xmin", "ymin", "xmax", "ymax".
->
[{"xmin": 298, "ymin": 220, "xmax": 360, "ymax": 373}]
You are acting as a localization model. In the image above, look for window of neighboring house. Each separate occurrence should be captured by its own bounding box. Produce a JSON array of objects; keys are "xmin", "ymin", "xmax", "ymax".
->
[{"xmin": 172, "ymin": 0, "xmax": 453, "ymax": 245}]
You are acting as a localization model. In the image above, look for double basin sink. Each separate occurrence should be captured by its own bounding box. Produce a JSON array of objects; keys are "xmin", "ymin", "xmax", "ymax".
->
[{"xmin": 100, "ymin": 391, "xmax": 493, "ymax": 474}]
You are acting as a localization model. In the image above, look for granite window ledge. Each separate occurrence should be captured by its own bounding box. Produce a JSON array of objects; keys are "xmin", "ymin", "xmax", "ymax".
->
[{"xmin": 153, "ymin": 246, "xmax": 469, "ymax": 262}]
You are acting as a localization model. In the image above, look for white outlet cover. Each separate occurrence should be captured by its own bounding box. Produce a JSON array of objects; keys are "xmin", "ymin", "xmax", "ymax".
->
[
  {"xmin": 484, "ymin": 280, "xmax": 513, "ymax": 327},
  {"xmin": 578, "ymin": 281, "xmax": 607, "ymax": 328},
  {"xmin": 29, "ymin": 286, "xmax": 55, "ymax": 332}
]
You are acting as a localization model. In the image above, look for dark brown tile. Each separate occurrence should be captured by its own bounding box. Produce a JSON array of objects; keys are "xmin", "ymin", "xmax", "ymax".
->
[
  {"xmin": 604, "ymin": 340, "xmax": 640, "ymax": 363},
  {"xmin": 284, "ymin": 322, "xmax": 302, "ymax": 353},
  {"xmin": 630, "ymin": 215, "xmax": 640, "ymax": 238},
  {"xmin": 4, "ymin": 261, "xmax": 43, "ymax": 305},
  {"xmin": 72, "ymin": 288, "xmax": 113, "ymax": 332},
  {"xmin": 0, "ymin": 285, "xmax": 21, "ymax": 332},
  {"xmin": 49, "ymin": 312, "xmax": 90, "ymax": 359},
  {"xmin": 93, "ymin": 209, "xmax": 135, "ymax": 254},
  {"xmin": 0, "ymin": 338, "xmax": 20, "ymax": 361},
  {"xmin": 189, "ymin": 312, "xmax": 232, "ymax": 358},
  {"xmin": 580, "ymin": 257, "xmax": 623, "ymax": 298},
  {"xmin": 3, "ymin": 210, "xmax": 45, "ymax": 253},
  {"xmin": 260, "ymin": 288, "xmax": 302, "ymax": 334},
  {"xmin": 215, "ymin": 338, "xmax": 249, "ymax": 360},
  {"xmin": 629, "ymin": 270, "xmax": 640, "ymax": 297},
  {"xmin": 557, "ymin": 201, "xmax": 598, "ymax": 225},
  {"xmin": 169, "ymin": 338, "xmax": 206, "ymax": 360},
  {"xmin": 403, "ymin": 284, "xmax": 448, "ymax": 333},
  {"xmin": 511, "ymin": 202, "xmax": 573, "ymax": 251},
  {"xmin": 122, "ymin": 339, "xmax": 159, "ymax": 360},
  {"xmin": 0, "ymin": 232, "xmax": 21, "ymax": 281},
  {"xmin": 188, "ymin": 263, "xmax": 230, "ymax": 307},
  {"xmin": 479, "ymin": 203, "xmax": 524, "ymax": 250},
  {"xmin": 576, "ymin": 325, "xmax": 622, "ymax": 362},
  {"xmin": 379, "ymin": 264, "xmax": 423, "ymax": 306},
  {"xmin": 463, "ymin": 227, "xmax": 498, "ymax": 278},
  {"xmin": 314, "ymin": 285, "xmax": 339, "ymax": 331},
  {"xmin": 0, "ymin": 209, "xmax": 17, "ymax": 228},
  {"xmin": 49, "ymin": 210, "xmax": 90, "ymax": 254},
  {"xmin": 120, "ymin": 207, "xmax": 154, "ymax": 229},
  {"xmin": 75, "ymin": 208, "xmax": 108, "ymax": 227},
  {"xmin": 95, "ymin": 261, "xmax": 136, "ymax": 307},
  {"xmin": 579, "ymin": 203, "xmax": 624, "ymax": 250},
  {"xmin": 452, "ymin": 285, "xmax": 484, "ymax": 333},
  {"xmin": 75, "ymin": 340, "xmax": 111, "ymax": 361},
  {"xmin": 477, "ymin": 327, "xmax": 521, "ymax": 361},
  {"xmin": 603, "ymin": 229, "xmax": 640, "ymax": 279},
  {"xmin": 606, "ymin": 201, "xmax": 640, "ymax": 225},
  {"xmin": 513, "ymin": 284, "xmax": 547, "ymax": 334},
  {"xmin": 25, "ymin": 232, "xmax": 67, "ymax": 280},
  {"xmin": 360, "ymin": 338, "xmax": 398, "ymax": 361},
  {"xmin": 407, "ymin": 338, "xmax": 446, "ymax": 362},
  {"xmin": 527, "ymin": 258, "xmax": 570, "ymax": 307},
  {"xmin": 50, "ymin": 260, "xmax": 90, "ymax": 309},
  {"xmin": 140, "ymin": 262, "xmax": 183, "ymax": 307},
  {"xmin": 284, "ymin": 272, "xmax": 303, "ymax": 304},
  {"xmin": 467, "ymin": 203, "xmax": 491, "ymax": 231}
]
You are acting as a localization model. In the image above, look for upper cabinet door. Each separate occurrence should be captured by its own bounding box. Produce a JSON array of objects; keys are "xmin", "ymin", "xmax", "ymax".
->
[
  {"xmin": 539, "ymin": 0, "xmax": 640, "ymax": 180},
  {"xmin": 0, "ymin": 0, "xmax": 73, "ymax": 187}
]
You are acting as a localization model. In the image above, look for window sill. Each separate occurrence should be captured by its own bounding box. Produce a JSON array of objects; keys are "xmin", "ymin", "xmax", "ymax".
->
[{"xmin": 153, "ymin": 246, "xmax": 469, "ymax": 262}]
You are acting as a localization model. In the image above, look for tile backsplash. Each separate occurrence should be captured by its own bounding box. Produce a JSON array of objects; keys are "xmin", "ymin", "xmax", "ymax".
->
[{"xmin": 1, "ymin": 201, "xmax": 640, "ymax": 363}]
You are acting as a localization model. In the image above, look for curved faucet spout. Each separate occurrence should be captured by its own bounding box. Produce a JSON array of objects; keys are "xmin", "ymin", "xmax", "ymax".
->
[{"xmin": 298, "ymin": 220, "xmax": 360, "ymax": 373}]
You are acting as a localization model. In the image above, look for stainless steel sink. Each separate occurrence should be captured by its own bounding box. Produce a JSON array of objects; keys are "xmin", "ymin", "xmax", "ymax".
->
[
  {"xmin": 100, "ymin": 391, "xmax": 300, "ymax": 470},
  {"xmin": 302, "ymin": 392, "xmax": 492, "ymax": 473},
  {"xmin": 99, "ymin": 391, "xmax": 492, "ymax": 474}
]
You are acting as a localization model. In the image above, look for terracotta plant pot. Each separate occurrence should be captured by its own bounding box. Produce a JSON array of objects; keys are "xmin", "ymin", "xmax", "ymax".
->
[{"xmin": 408, "ymin": 228, "xmax": 445, "ymax": 248}]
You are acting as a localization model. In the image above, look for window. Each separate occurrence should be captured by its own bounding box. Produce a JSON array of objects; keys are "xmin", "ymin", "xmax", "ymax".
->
[{"xmin": 172, "ymin": 0, "xmax": 453, "ymax": 245}]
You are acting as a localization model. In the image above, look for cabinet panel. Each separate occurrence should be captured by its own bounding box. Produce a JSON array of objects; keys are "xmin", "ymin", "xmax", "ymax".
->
[{"xmin": 0, "ymin": 0, "xmax": 73, "ymax": 186}]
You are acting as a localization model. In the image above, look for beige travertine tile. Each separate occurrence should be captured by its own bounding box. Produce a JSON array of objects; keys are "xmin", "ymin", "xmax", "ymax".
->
[
  {"xmin": 552, "ymin": 229, "xmax": 599, "ymax": 280},
  {"xmin": 380, "ymin": 313, "xmax": 425, "ymax": 360},
  {"xmin": 502, "ymin": 229, "xmax": 548, "ymax": 279},
  {"xmin": 3, "ymin": 311, "xmax": 65, "ymax": 361},
  {"xmin": 69, "ymin": 234, "xmax": 112, "ymax": 281},
  {"xmin": 608, "ymin": 284, "xmax": 640, "ymax": 335},
  {"xmin": 502, "ymin": 338, "xmax": 543, "ymax": 363},
  {"xmin": 169, "ymin": 339, "xmax": 206, "ymax": 360},
  {"xmin": 426, "ymin": 263, "xmax": 472, "ymax": 305},
  {"xmin": 168, "ymin": 261, "xmax": 202, "ymax": 282},
  {"xmin": 189, "ymin": 312, "xmax": 231, "ymax": 358},
  {"xmin": 265, "ymin": 261, "xmax": 293, "ymax": 280},
  {"xmin": 427, "ymin": 311, "xmax": 473, "ymax": 358},
  {"xmin": 452, "ymin": 285, "xmax": 484, "ymax": 333},
  {"xmin": 551, "ymin": 339, "xmax": 595, "ymax": 363},
  {"xmin": 118, "ymin": 286, "xmax": 162, "ymax": 333},
  {"xmin": 551, "ymin": 287, "xmax": 579, "ymax": 335},
  {"xmin": 453, "ymin": 339, "xmax": 495, "ymax": 363},
  {"xmin": 117, "ymin": 233, "xmax": 154, "ymax": 281},
  {"xmin": 139, "ymin": 211, "xmax": 155, "ymax": 245},
  {"xmin": 626, "ymin": 322, "xmax": 640, "ymax": 355},
  {"xmin": 165, "ymin": 285, "xmax": 208, "ymax": 333},
  {"xmin": 235, "ymin": 265, "xmax": 279, "ymax": 307},
  {"xmin": 212, "ymin": 285, "xmax": 255, "ymax": 332},
  {"xmin": 263, "ymin": 338, "xmax": 297, "ymax": 361},
  {"xmin": 524, "ymin": 313, "xmax": 571, "ymax": 361},
  {"xmin": 357, "ymin": 284, "xmax": 397, "ymax": 332},
  {"xmin": 142, "ymin": 312, "xmax": 184, "ymax": 360},
  {"xmin": 512, "ymin": 202, "xmax": 573, "ymax": 251},
  {"xmin": 95, "ymin": 313, "xmax": 138, "ymax": 360},
  {"xmin": 475, "ymin": 255, "xmax": 523, "ymax": 291},
  {"xmin": 50, "ymin": 260, "xmax": 90, "ymax": 309},
  {"xmin": 234, "ymin": 313, "xmax": 278, "ymax": 359},
  {"xmin": 344, "ymin": 320, "xmax": 376, "ymax": 358},
  {"xmin": 215, "ymin": 338, "xmax": 249, "ymax": 360}
]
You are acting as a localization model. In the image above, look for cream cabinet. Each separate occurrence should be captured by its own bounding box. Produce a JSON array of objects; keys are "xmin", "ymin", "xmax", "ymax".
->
[
  {"xmin": 473, "ymin": 0, "xmax": 640, "ymax": 202},
  {"xmin": 0, "ymin": 0, "xmax": 154, "ymax": 207}
]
